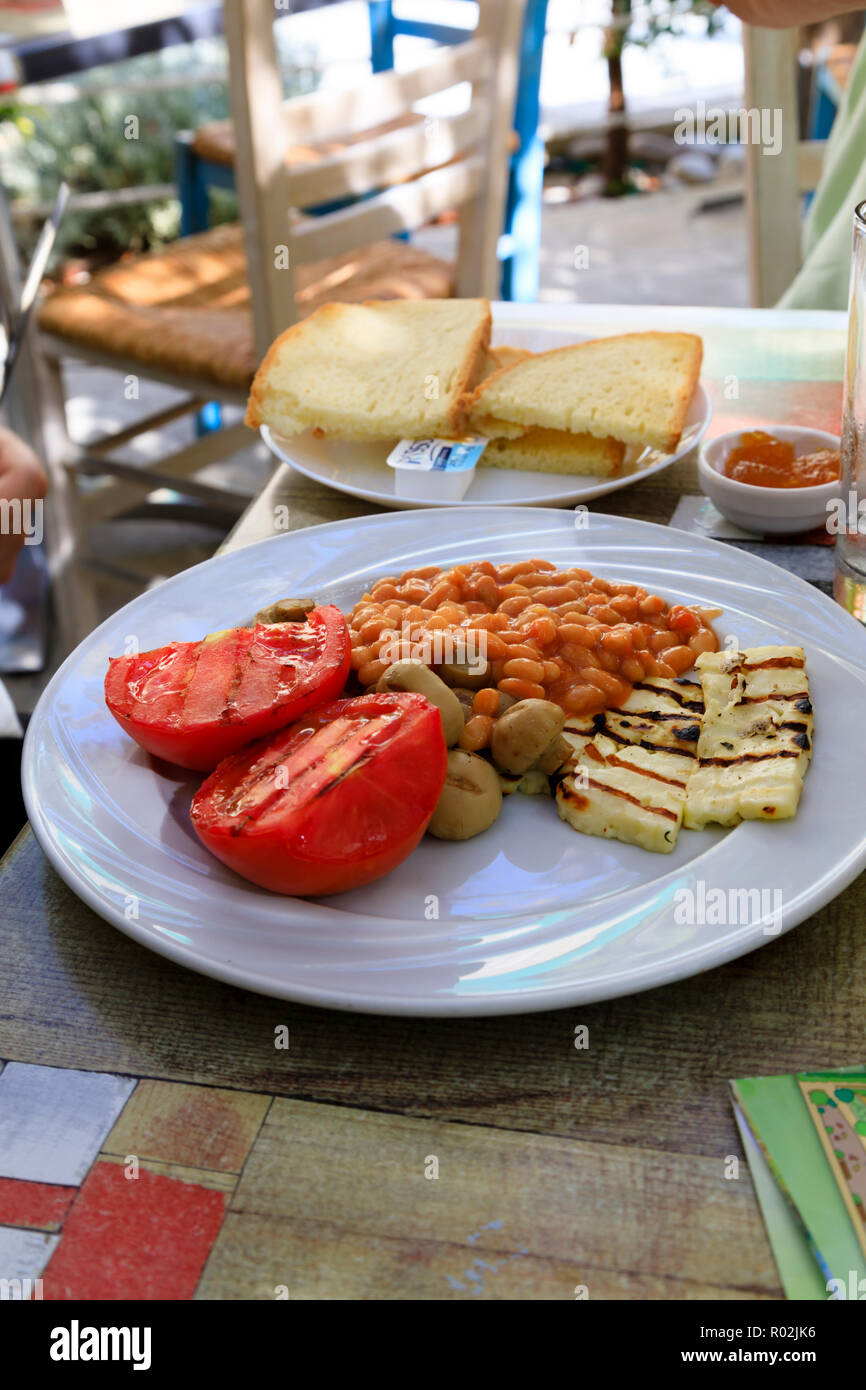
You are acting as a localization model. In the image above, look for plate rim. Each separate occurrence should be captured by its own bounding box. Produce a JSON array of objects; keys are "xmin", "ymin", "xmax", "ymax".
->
[
  {"xmin": 22, "ymin": 506, "xmax": 866, "ymax": 1016},
  {"xmin": 259, "ymin": 381, "xmax": 713, "ymax": 511}
]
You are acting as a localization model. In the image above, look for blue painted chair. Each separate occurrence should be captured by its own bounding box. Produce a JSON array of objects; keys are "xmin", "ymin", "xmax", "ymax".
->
[{"xmin": 367, "ymin": 1, "xmax": 547, "ymax": 301}]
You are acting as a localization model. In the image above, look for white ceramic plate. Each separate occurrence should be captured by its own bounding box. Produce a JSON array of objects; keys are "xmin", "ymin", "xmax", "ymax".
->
[
  {"xmin": 23, "ymin": 508, "xmax": 866, "ymax": 1016},
  {"xmin": 260, "ymin": 315, "xmax": 712, "ymax": 509}
]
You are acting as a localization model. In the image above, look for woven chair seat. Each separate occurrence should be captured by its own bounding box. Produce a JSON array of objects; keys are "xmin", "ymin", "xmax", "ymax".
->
[
  {"xmin": 190, "ymin": 112, "xmax": 423, "ymax": 170},
  {"xmin": 38, "ymin": 224, "xmax": 454, "ymax": 389}
]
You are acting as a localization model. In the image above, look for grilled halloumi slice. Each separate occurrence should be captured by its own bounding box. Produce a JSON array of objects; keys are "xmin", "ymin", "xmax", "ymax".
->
[
  {"xmin": 494, "ymin": 678, "xmax": 703, "ymax": 801},
  {"xmin": 554, "ymin": 675, "xmax": 704, "ymax": 853},
  {"xmin": 555, "ymin": 733, "xmax": 693, "ymax": 854},
  {"xmin": 684, "ymin": 645, "xmax": 813, "ymax": 829}
]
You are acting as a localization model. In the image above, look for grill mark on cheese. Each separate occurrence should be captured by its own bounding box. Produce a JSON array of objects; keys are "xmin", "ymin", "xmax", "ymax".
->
[
  {"xmin": 698, "ymin": 748, "xmax": 802, "ymax": 767},
  {"xmin": 740, "ymin": 690, "xmax": 810, "ymax": 707},
  {"xmin": 742, "ymin": 656, "xmax": 805, "ymax": 671},
  {"xmin": 589, "ymin": 715, "xmax": 698, "ymax": 758},
  {"xmin": 561, "ymin": 776, "xmax": 679, "ymax": 821},
  {"xmin": 619, "ymin": 710, "xmax": 700, "ymax": 726},
  {"xmin": 603, "ymin": 752, "xmax": 688, "ymax": 789},
  {"xmin": 631, "ymin": 680, "xmax": 703, "ymax": 712}
]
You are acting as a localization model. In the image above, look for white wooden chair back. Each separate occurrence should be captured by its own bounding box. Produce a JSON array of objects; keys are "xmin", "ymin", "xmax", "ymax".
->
[
  {"xmin": 224, "ymin": 0, "xmax": 526, "ymax": 356},
  {"xmin": 744, "ymin": 25, "xmax": 827, "ymax": 307}
]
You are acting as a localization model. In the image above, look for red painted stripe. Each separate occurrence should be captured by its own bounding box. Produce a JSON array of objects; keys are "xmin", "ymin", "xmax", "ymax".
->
[
  {"xmin": 0, "ymin": 1177, "xmax": 76, "ymax": 1230},
  {"xmin": 42, "ymin": 1161, "xmax": 227, "ymax": 1300}
]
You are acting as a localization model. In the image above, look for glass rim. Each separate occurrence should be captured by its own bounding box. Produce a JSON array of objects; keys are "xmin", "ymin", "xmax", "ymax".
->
[{"xmin": 857, "ymin": 200, "xmax": 866, "ymax": 228}]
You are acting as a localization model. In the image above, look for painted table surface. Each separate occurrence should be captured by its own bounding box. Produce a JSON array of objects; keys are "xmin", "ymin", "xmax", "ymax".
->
[{"xmin": 1, "ymin": 302, "xmax": 858, "ymax": 1302}]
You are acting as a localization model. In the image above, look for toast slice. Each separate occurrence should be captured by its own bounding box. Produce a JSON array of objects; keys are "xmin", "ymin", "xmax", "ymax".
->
[
  {"xmin": 684, "ymin": 646, "xmax": 813, "ymax": 828},
  {"xmin": 469, "ymin": 331, "xmax": 703, "ymax": 452},
  {"xmin": 246, "ymin": 297, "xmax": 491, "ymax": 440},
  {"xmin": 476, "ymin": 344, "xmax": 625, "ymax": 475}
]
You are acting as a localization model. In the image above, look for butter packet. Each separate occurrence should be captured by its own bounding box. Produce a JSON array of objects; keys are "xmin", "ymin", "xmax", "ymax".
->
[{"xmin": 387, "ymin": 435, "xmax": 488, "ymax": 501}]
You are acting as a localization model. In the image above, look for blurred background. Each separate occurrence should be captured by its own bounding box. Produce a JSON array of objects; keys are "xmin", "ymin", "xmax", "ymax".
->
[{"xmin": 3, "ymin": 1, "xmax": 863, "ymax": 304}]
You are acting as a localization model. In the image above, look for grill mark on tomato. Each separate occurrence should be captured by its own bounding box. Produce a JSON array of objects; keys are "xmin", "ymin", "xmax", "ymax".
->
[
  {"xmin": 224, "ymin": 723, "xmax": 360, "ymax": 822},
  {"xmin": 226, "ymin": 715, "xmax": 399, "ymax": 830},
  {"xmin": 309, "ymin": 748, "xmax": 379, "ymax": 798},
  {"xmin": 220, "ymin": 632, "xmax": 249, "ymax": 724},
  {"xmin": 175, "ymin": 638, "xmax": 208, "ymax": 722},
  {"xmin": 222, "ymin": 754, "xmax": 293, "ymax": 819},
  {"xmin": 562, "ymin": 776, "xmax": 679, "ymax": 821}
]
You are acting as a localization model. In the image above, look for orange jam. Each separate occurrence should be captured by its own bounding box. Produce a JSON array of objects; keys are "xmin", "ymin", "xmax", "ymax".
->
[{"xmin": 723, "ymin": 430, "xmax": 840, "ymax": 489}]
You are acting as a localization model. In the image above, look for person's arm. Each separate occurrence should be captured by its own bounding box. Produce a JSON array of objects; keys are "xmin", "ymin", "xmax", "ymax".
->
[
  {"xmin": 717, "ymin": 0, "xmax": 865, "ymax": 27},
  {"xmin": 0, "ymin": 428, "xmax": 48, "ymax": 585}
]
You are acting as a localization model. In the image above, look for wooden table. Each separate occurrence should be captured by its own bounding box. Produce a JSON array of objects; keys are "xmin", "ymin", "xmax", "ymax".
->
[{"xmin": 1, "ymin": 303, "xmax": 858, "ymax": 1302}]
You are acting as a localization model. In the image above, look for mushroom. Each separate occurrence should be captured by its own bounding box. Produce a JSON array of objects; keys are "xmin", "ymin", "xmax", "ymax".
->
[
  {"xmin": 490, "ymin": 699, "xmax": 566, "ymax": 776},
  {"xmin": 254, "ymin": 596, "xmax": 316, "ymax": 624},
  {"xmin": 427, "ymin": 749, "xmax": 503, "ymax": 840},
  {"xmin": 436, "ymin": 657, "xmax": 493, "ymax": 691},
  {"xmin": 380, "ymin": 659, "xmax": 464, "ymax": 747}
]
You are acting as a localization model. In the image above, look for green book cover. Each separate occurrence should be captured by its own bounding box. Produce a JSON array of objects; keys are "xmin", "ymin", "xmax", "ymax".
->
[
  {"xmin": 732, "ymin": 1101, "xmax": 828, "ymax": 1301},
  {"xmin": 731, "ymin": 1066, "xmax": 866, "ymax": 1300}
]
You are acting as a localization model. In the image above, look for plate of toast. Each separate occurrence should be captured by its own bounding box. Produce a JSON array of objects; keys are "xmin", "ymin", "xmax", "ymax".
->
[{"xmin": 247, "ymin": 298, "xmax": 711, "ymax": 508}]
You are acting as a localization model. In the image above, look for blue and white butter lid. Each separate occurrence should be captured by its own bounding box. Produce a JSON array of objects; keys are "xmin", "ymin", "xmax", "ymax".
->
[
  {"xmin": 387, "ymin": 435, "xmax": 489, "ymax": 473},
  {"xmin": 386, "ymin": 434, "xmax": 488, "ymax": 501}
]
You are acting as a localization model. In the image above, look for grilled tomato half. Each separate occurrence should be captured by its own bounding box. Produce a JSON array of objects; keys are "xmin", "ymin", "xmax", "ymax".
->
[
  {"xmin": 104, "ymin": 606, "xmax": 350, "ymax": 771},
  {"xmin": 190, "ymin": 691, "xmax": 447, "ymax": 895}
]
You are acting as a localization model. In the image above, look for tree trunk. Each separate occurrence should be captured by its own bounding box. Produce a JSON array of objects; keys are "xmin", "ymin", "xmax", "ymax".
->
[
  {"xmin": 603, "ymin": 49, "xmax": 628, "ymax": 195},
  {"xmin": 602, "ymin": 1, "xmax": 630, "ymax": 196}
]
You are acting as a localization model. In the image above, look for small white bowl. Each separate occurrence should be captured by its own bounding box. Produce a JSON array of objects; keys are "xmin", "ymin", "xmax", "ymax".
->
[{"xmin": 698, "ymin": 425, "xmax": 841, "ymax": 536}]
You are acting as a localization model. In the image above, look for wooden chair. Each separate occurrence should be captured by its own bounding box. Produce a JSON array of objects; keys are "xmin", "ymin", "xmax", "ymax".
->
[
  {"xmin": 178, "ymin": 0, "xmax": 549, "ymax": 302},
  {"xmin": 36, "ymin": 0, "xmax": 525, "ymax": 638},
  {"xmin": 743, "ymin": 25, "xmax": 827, "ymax": 307}
]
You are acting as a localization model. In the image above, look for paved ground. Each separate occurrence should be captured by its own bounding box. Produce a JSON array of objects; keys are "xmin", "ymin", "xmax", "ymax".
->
[
  {"xmin": 5, "ymin": 184, "xmax": 749, "ymax": 710},
  {"xmin": 538, "ymin": 186, "xmax": 747, "ymax": 308}
]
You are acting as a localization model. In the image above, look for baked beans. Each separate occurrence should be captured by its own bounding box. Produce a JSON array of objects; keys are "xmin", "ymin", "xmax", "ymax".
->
[{"xmin": 346, "ymin": 560, "xmax": 719, "ymax": 750}]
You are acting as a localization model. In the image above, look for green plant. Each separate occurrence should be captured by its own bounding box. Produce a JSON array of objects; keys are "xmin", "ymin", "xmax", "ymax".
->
[{"xmin": 0, "ymin": 37, "xmax": 317, "ymax": 265}]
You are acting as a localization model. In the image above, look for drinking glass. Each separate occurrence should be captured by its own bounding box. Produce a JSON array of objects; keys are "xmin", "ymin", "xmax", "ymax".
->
[{"xmin": 835, "ymin": 200, "xmax": 866, "ymax": 621}]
